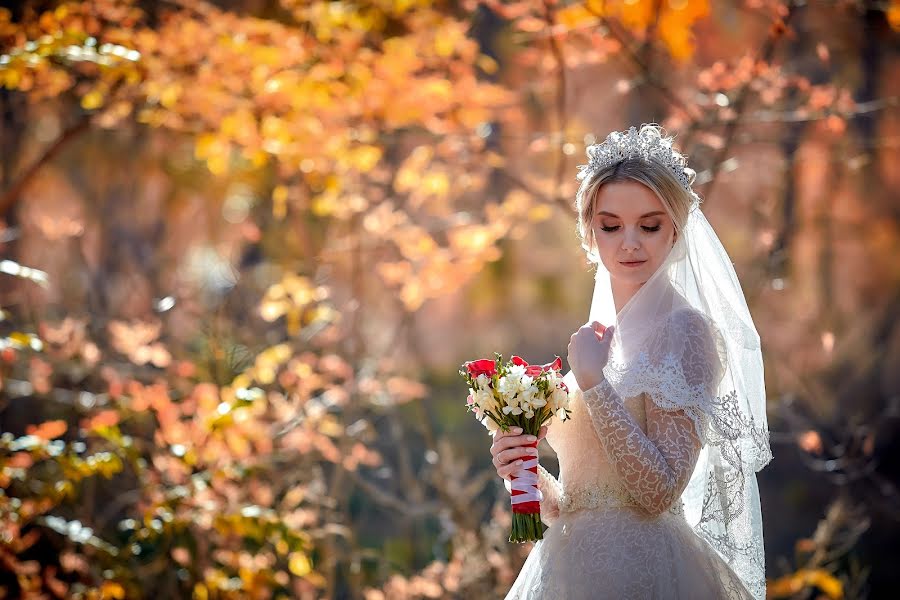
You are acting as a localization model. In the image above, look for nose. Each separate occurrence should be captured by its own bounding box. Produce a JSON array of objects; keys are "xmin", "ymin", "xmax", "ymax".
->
[{"xmin": 621, "ymin": 227, "xmax": 641, "ymax": 252}]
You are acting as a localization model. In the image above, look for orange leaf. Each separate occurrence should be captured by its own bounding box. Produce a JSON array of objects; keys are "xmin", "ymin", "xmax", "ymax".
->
[
  {"xmin": 26, "ymin": 420, "xmax": 67, "ymax": 440},
  {"xmin": 84, "ymin": 409, "xmax": 120, "ymax": 430}
]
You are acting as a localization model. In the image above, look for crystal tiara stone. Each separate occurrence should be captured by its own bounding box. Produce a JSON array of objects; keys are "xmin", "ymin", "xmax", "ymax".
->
[{"xmin": 576, "ymin": 124, "xmax": 697, "ymax": 199}]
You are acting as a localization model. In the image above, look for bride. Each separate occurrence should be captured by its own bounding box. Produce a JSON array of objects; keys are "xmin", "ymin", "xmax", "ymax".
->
[{"xmin": 490, "ymin": 125, "xmax": 773, "ymax": 599}]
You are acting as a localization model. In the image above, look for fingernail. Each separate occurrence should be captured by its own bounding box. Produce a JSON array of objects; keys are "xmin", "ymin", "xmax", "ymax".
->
[
  {"xmin": 512, "ymin": 427, "xmax": 522, "ymax": 433},
  {"xmin": 526, "ymin": 435, "xmax": 536, "ymax": 442}
]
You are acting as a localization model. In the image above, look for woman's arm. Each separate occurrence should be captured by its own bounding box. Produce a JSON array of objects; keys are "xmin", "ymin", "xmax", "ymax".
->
[
  {"xmin": 581, "ymin": 381, "xmax": 701, "ymax": 516},
  {"xmin": 579, "ymin": 310, "xmax": 718, "ymax": 516},
  {"xmin": 536, "ymin": 464, "xmax": 562, "ymax": 526}
]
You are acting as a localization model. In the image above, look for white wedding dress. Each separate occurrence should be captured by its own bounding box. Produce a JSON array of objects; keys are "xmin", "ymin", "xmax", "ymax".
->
[{"xmin": 504, "ymin": 310, "xmax": 756, "ymax": 600}]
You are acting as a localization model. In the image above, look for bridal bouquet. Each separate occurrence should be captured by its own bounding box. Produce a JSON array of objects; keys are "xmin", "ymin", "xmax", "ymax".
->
[{"xmin": 460, "ymin": 354, "xmax": 572, "ymax": 542}]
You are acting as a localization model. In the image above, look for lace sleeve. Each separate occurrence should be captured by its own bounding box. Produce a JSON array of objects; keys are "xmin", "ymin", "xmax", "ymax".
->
[
  {"xmin": 582, "ymin": 380, "xmax": 702, "ymax": 516},
  {"xmin": 582, "ymin": 309, "xmax": 723, "ymax": 516},
  {"xmin": 536, "ymin": 464, "xmax": 562, "ymax": 526}
]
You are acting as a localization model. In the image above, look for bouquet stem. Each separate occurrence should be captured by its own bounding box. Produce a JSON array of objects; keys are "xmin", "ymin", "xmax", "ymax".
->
[{"xmin": 509, "ymin": 439, "xmax": 544, "ymax": 543}]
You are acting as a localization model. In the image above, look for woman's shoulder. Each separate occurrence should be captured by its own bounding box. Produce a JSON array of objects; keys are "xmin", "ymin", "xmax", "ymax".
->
[
  {"xmin": 666, "ymin": 305, "xmax": 714, "ymax": 337},
  {"xmin": 665, "ymin": 306, "xmax": 727, "ymax": 382}
]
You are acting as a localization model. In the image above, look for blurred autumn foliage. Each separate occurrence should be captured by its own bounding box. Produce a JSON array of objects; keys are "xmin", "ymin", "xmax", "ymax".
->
[{"xmin": 0, "ymin": 0, "xmax": 899, "ymax": 598}]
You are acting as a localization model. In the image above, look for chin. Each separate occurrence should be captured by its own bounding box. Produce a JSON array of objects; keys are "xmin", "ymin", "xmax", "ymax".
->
[{"xmin": 614, "ymin": 265, "xmax": 650, "ymax": 281}]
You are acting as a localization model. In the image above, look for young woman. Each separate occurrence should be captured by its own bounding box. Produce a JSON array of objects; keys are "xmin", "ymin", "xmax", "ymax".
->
[{"xmin": 490, "ymin": 125, "xmax": 772, "ymax": 599}]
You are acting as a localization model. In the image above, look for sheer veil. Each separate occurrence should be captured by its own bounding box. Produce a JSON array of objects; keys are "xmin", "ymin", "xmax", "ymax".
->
[{"xmin": 561, "ymin": 127, "xmax": 773, "ymax": 599}]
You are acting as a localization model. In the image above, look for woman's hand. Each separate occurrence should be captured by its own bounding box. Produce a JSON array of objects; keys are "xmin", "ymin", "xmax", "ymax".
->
[
  {"xmin": 567, "ymin": 321, "xmax": 614, "ymax": 391},
  {"xmin": 490, "ymin": 425, "xmax": 548, "ymax": 481}
]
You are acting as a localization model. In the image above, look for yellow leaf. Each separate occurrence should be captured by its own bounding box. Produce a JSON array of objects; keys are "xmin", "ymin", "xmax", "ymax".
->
[
  {"xmin": 288, "ymin": 552, "xmax": 312, "ymax": 577},
  {"xmin": 194, "ymin": 133, "xmax": 218, "ymax": 160},
  {"xmin": 586, "ymin": 0, "xmax": 608, "ymax": 16},
  {"xmin": 423, "ymin": 79, "xmax": 453, "ymax": 101},
  {"xmin": 434, "ymin": 31, "xmax": 459, "ymax": 58},
  {"xmin": 352, "ymin": 145, "xmax": 382, "ymax": 173},
  {"xmin": 311, "ymin": 195, "xmax": 335, "ymax": 217},
  {"xmin": 476, "ymin": 54, "xmax": 498, "ymax": 74},
  {"xmin": 394, "ymin": 167, "xmax": 419, "ymax": 193},
  {"xmin": 192, "ymin": 583, "xmax": 208, "ymax": 600},
  {"xmin": 889, "ymin": 1, "xmax": 900, "ymax": 30},
  {"xmin": 272, "ymin": 185, "xmax": 288, "ymax": 220},
  {"xmin": 448, "ymin": 224, "xmax": 494, "ymax": 253},
  {"xmin": 159, "ymin": 83, "xmax": 181, "ymax": 109},
  {"xmin": 528, "ymin": 204, "xmax": 553, "ymax": 222},
  {"xmin": 81, "ymin": 90, "xmax": 105, "ymax": 110},
  {"xmin": 318, "ymin": 416, "xmax": 344, "ymax": 438},
  {"xmin": 421, "ymin": 171, "xmax": 449, "ymax": 198},
  {"xmin": 100, "ymin": 582, "xmax": 126, "ymax": 600},
  {"xmin": 206, "ymin": 154, "xmax": 229, "ymax": 176},
  {"xmin": 768, "ymin": 569, "xmax": 843, "ymax": 599},
  {"xmin": 557, "ymin": 5, "xmax": 598, "ymax": 29},
  {"xmin": 2, "ymin": 66, "xmax": 22, "ymax": 89},
  {"xmin": 8, "ymin": 331, "xmax": 35, "ymax": 347},
  {"xmin": 805, "ymin": 569, "xmax": 843, "ymax": 599}
]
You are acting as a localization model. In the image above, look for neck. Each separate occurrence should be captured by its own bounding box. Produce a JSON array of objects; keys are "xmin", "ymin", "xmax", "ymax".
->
[{"xmin": 611, "ymin": 278, "xmax": 644, "ymax": 314}]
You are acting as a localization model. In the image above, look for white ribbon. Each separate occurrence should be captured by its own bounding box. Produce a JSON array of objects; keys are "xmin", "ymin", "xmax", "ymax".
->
[{"xmin": 509, "ymin": 456, "xmax": 543, "ymax": 504}]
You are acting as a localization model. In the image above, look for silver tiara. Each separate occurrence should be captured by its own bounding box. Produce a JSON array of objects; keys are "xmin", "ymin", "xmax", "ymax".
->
[{"xmin": 576, "ymin": 124, "xmax": 699, "ymax": 204}]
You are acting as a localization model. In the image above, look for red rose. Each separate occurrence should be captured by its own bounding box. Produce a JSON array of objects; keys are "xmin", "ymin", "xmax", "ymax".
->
[
  {"xmin": 513, "ymin": 355, "xmax": 561, "ymax": 377},
  {"xmin": 465, "ymin": 359, "xmax": 496, "ymax": 377},
  {"xmin": 524, "ymin": 365, "xmax": 544, "ymax": 377},
  {"xmin": 543, "ymin": 357, "xmax": 562, "ymax": 373},
  {"xmin": 530, "ymin": 357, "xmax": 563, "ymax": 376}
]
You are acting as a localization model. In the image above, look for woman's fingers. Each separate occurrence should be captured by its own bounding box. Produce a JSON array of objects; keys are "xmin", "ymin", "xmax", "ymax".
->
[
  {"xmin": 492, "ymin": 444, "xmax": 537, "ymax": 467},
  {"xmin": 490, "ymin": 432, "xmax": 539, "ymax": 480},
  {"xmin": 499, "ymin": 448, "xmax": 536, "ymax": 478}
]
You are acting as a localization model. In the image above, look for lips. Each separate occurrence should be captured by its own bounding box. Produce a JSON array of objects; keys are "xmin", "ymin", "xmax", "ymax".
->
[{"xmin": 620, "ymin": 260, "xmax": 646, "ymax": 267}]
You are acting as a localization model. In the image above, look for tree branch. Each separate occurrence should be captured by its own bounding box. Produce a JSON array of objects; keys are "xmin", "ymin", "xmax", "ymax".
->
[{"xmin": 0, "ymin": 116, "xmax": 91, "ymax": 219}]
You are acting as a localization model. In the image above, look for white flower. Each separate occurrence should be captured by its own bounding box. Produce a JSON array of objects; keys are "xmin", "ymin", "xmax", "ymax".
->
[
  {"xmin": 518, "ymin": 384, "xmax": 539, "ymax": 408},
  {"xmin": 507, "ymin": 364, "xmax": 526, "ymax": 381},
  {"xmin": 475, "ymin": 373, "xmax": 491, "ymax": 390},
  {"xmin": 497, "ymin": 376, "xmax": 520, "ymax": 402},
  {"xmin": 551, "ymin": 386, "xmax": 569, "ymax": 409},
  {"xmin": 545, "ymin": 371, "xmax": 560, "ymax": 386},
  {"xmin": 529, "ymin": 390, "xmax": 548, "ymax": 408},
  {"xmin": 473, "ymin": 388, "xmax": 495, "ymax": 411},
  {"xmin": 482, "ymin": 415, "xmax": 500, "ymax": 433}
]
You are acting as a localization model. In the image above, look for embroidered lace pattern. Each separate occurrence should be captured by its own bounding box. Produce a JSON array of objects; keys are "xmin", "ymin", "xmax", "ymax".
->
[{"xmin": 597, "ymin": 309, "xmax": 771, "ymax": 599}]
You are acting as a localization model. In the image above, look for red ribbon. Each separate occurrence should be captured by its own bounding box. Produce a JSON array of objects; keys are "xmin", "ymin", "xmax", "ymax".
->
[{"xmin": 510, "ymin": 439, "xmax": 541, "ymax": 514}]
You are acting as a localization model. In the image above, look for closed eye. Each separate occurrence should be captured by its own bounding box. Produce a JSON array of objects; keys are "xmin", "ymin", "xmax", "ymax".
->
[{"xmin": 599, "ymin": 225, "xmax": 661, "ymax": 232}]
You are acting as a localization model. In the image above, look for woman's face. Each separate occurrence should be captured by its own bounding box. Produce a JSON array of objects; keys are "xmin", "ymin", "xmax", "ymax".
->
[{"xmin": 590, "ymin": 180, "xmax": 676, "ymax": 286}]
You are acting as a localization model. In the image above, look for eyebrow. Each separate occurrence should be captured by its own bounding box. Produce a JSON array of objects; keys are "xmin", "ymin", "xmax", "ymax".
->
[{"xmin": 596, "ymin": 211, "xmax": 666, "ymax": 218}]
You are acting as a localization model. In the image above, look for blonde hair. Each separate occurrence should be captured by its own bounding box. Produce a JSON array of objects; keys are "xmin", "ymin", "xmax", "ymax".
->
[{"xmin": 575, "ymin": 158, "xmax": 696, "ymax": 263}]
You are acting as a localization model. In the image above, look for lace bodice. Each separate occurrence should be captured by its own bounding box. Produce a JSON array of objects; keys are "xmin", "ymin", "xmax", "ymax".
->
[
  {"xmin": 533, "ymin": 310, "xmax": 712, "ymax": 526},
  {"xmin": 537, "ymin": 377, "xmax": 700, "ymax": 526}
]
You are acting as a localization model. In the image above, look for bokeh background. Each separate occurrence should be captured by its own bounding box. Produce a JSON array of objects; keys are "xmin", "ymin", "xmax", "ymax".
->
[{"xmin": 1, "ymin": 0, "xmax": 899, "ymax": 598}]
